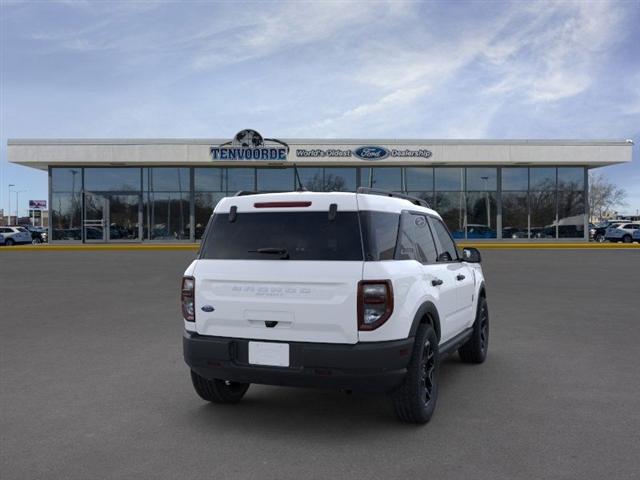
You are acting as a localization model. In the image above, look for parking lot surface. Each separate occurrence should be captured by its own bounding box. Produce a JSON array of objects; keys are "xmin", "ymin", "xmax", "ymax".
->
[{"xmin": 1, "ymin": 249, "xmax": 639, "ymax": 480}]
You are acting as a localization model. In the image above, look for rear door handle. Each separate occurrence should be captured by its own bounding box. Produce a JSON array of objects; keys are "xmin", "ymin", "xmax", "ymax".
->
[
  {"xmin": 431, "ymin": 279, "xmax": 443, "ymax": 286},
  {"xmin": 456, "ymin": 274, "xmax": 466, "ymax": 281}
]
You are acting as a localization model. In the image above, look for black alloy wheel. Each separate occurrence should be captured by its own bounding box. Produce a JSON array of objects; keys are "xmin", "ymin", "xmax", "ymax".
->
[{"xmin": 422, "ymin": 338, "xmax": 436, "ymax": 405}]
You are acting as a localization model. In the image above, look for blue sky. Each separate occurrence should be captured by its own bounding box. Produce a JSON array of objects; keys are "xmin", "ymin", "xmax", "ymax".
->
[{"xmin": 1, "ymin": 0, "xmax": 639, "ymax": 216}]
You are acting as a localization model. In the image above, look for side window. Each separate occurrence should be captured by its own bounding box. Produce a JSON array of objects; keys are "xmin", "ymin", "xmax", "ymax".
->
[
  {"xmin": 428, "ymin": 217, "xmax": 458, "ymax": 262},
  {"xmin": 396, "ymin": 213, "xmax": 438, "ymax": 263},
  {"xmin": 359, "ymin": 211, "xmax": 400, "ymax": 261}
]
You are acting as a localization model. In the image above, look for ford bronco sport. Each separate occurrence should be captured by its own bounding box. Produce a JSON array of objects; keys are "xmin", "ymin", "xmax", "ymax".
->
[{"xmin": 183, "ymin": 188, "xmax": 488, "ymax": 423}]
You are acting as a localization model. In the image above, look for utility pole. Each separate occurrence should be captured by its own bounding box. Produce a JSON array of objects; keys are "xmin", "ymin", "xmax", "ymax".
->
[
  {"xmin": 15, "ymin": 190, "xmax": 26, "ymax": 224},
  {"xmin": 8, "ymin": 184, "xmax": 15, "ymax": 225}
]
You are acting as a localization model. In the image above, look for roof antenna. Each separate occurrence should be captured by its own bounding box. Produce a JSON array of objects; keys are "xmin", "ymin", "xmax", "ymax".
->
[{"xmin": 294, "ymin": 165, "xmax": 307, "ymax": 192}]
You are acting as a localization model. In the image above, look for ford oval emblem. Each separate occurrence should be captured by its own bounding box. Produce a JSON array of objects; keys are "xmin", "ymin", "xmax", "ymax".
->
[
  {"xmin": 354, "ymin": 146, "xmax": 389, "ymax": 160},
  {"xmin": 201, "ymin": 305, "xmax": 215, "ymax": 312}
]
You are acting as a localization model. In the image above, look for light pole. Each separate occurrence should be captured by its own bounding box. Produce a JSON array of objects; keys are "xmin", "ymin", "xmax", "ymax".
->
[
  {"xmin": 8, "ymin": 184, "xmax": 15, "ymax": 225},
  {"xmin": 15, "ymin": 190, "xmax": 26, "ymax": 224}
]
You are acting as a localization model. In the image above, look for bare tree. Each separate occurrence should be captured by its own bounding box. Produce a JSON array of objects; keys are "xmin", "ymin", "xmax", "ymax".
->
[{"xmin": 589, "ymin": 172, "xmax": 627, "ymax": 221}]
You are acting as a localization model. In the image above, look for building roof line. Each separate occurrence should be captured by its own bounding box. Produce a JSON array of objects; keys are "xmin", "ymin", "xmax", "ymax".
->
[{"xmin": 7, "ymin": 138, "xmax": 635, "ymax": 146}]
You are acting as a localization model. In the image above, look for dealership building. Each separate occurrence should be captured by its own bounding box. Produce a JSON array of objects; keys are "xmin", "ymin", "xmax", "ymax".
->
[{"xmin": 7, "ymin": 132, "xmax": 633, "ymax": 243}]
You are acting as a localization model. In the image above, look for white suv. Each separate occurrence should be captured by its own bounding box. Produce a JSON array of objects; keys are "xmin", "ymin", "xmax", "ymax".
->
[
  {"xmin": 182, "ymin": 189, "xmax": 488, "ymax": 423},
  {"xmin": 0, "ymin": 226, "xmax": 32, "ymax": 246},
  {"xmin": 605, "ymin": 223, "xmax": 640, "ymax": 243}
]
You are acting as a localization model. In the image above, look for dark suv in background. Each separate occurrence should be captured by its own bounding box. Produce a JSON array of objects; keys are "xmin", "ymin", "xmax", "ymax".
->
[{"xmin": 21, "ymin": 225, "xmax": 48, "ymax": 244}]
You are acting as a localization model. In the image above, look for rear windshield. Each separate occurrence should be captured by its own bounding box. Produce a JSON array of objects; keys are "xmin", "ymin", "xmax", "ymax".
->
[{"xmin": 200, "ymin": 211, "xmax": 364, "ymax": 261}]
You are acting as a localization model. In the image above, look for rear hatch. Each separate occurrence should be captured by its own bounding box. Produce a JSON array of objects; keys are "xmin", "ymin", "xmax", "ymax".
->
[{"xmin": 193, "ymin": 193, "xmax": 363, "ymax": 344}]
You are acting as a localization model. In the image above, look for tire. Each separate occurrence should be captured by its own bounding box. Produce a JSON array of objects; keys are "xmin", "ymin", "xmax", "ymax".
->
[
  {"xmin": 595, "ymin": 233, "xmax": 605, "ymax": 243},
  {"xmin": 459, "ymin": 296, "xmax": 489, "ymax": 364},
  {"xmin": 190, "ymin": 370, "xmax": 249, "ymax": 404},
  {"xmin": 390, "ymin": 323, "xmax": 439, "ymax": 424},
  {"xmin": 622, "ymin": 235, "xmax": 632, "ymax": 244},
  {"xmin": 32, "ymin": 238, "xmax": 42, "ymax": 245},
  {"xmin": 5, "ymin": 238, "xmax": 14, "ymax": 246}
]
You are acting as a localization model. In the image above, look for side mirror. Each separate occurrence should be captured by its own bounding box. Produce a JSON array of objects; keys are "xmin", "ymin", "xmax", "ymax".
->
[{"xmin": 462, "ymin": 247, "xmax": 481, "ymax": 263}]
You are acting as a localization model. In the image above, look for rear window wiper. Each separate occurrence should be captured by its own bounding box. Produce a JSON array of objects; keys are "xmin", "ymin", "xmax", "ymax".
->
[{"xmin": 248, "ymin": 247, "xmax": 290, "ymax": 259}]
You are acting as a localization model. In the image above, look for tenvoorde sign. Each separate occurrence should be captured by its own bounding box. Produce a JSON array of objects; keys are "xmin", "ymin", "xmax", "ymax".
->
[
  {"xmin": 211, "ymin": 131, "xmax": 433, "ymax": 162},
  {"xmin": 211, "ymin": 129, "xmax": 289, "ymax": 161}
]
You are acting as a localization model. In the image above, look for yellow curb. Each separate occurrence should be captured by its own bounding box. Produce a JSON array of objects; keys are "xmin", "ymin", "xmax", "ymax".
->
[
  {"xmin": 458, "ymin": 243, "xmax": 640, "ymax": 249},
  {"xmin": 1, "ymin": 244, "xmax": 200, "ymax": 251}
]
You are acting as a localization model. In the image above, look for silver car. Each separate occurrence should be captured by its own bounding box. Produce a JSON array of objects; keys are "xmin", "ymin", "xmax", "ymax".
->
[{"xmin": 0, "ymin": 226, "xmax": 32, "ymax": 246}]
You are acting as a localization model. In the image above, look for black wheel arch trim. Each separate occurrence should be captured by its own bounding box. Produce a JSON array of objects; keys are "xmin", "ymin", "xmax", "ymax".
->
[
  {"xmin": 408, "ymin": 302, "xmax": 442, "ymax": 341},
  {"xmin": 478, "ymin": 281, "xmax": 487, "ymax": 298}
]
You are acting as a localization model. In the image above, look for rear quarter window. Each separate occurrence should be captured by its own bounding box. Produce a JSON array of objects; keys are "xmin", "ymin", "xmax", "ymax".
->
[{"xmin": 359, "ymin": 211, "xmax": 400, "ymax": 261}]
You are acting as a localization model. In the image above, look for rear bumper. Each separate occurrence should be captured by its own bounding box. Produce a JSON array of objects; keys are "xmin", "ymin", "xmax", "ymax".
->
[{"xmin": 183, "ymin": 332, "xmax": 414, "ymax": 392}]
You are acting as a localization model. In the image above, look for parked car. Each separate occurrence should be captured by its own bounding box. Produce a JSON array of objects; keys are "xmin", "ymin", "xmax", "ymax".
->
[
  {"xmin": 502, "ymin": 227, "xmax": 528, "ymax": 239},
  {"xmin": 591, "ymin": 220, "xmax": 626, "ymax": 242},
  {"xmin": 182, "ymin": 189, "xmax": 488, "ymax": 424},
  {"xmin": 20, "ymin": 225, "xmax": 48, "ymax": 244},
  {"xmin": 0, "ymin": 226, "xmax": 33, "ymax": 245},
  {"xmin": 605, "ymin": 223, "xmax": 640, "ymax": 243}
]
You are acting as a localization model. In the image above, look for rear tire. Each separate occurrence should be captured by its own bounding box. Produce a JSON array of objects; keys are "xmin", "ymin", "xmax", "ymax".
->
[
  {"xmin": 190, "ymin": 370, "xmax": 250, "ymax": 404},
  {"xmin": 390, "ymin": 323, "xmax": 439, "ymax": 424},
  {"xmin": 32, "ymin": 238, "xmax": 42, "ymax": 245},
  {"xmin": 595, "ymin": 233, "xmax": 605, "ymax": 243},
  {"xmin": 5, "ymin": 238, "xmax": 14, "ymax": 246},
  {"xmin": 622, "ymin": 235, "xmax": 632, "ymax": 243},
  {"xmin": 459, "ymin": 297, "xmax": 489, "ymax": 364}
]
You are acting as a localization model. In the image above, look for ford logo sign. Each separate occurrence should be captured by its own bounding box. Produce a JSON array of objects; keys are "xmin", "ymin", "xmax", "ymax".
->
[{"xmin": 354, "ymin": 146, "xmax": 389, "ymax": 160}]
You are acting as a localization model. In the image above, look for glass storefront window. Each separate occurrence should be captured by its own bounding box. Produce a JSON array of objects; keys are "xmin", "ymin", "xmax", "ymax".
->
[
  {"xmin": 435, "ymin": 168, "xmax": 464, "ymax": 191},
  {"xmin": 51, "ymin": 168, "xmax": 82, "ymax": 193},
  {"xmin": 51, "ymin": 192, "xmax": 82, "ymax": 240},
  {"xmin": 466, "ymin": 192, "xmax": 497, "ymax": 238},
  {"xmin": 195, "ymin": 168, "xmax": 225, "ymax": 191},
  {"xmin": 530, "ymin": 191, "xmax": 556, "ymax": 238},
  {"xmin": 256, "ymin": 168, "xmax": 294, "ymax": 192},
  {"xmin": 557, "ymin": 191, "xmax": 584, "ymax": 238},
  {"xmin": 297, "ymin": 168, "xmax": 324, "ymax": 191},
  {"xmin": 366, "ymin": 167, "xmax": 402, "ymax": 191},
  {"xmin": 558, "ymin": 167, "xmax": 584, "ymax": 191},
  {"xmin": 84, "ymin": 168, "xmax": 141, "ymax": 192},
  {"xmin": 195, "ymin": 192, "xmax": 225, "ymax": 239},
  {"xmin": 435, "ymin": 192, "xmax": 465, "ymax": 238},
  {"xmin": 324, "ymin": 168, "xmax": 356, "ymax": 191},
  {"xmin": 405, "ymin": 167, "xmax": 433, "ymax": 191},
  {"xmin": 466, "ymin": 168, "xmax": 497, "ymax": 191},
  {"xmin": 502, "ymin": 192, "xmax": 528, "ymax": 239},
  {"xmin": 144, "ymin": 168, "xmax": 189, "ymax": 192},
  {"xmin": 145, "ymin": 192, "xmax": 189, "ymax": 240},
  {"xmin": 529, "ymin": 168, "xmax": 556, "ymax": 191},
  {"xmin": 227, "ymin": 168, "xmax": 255, "ymax": 193},
  {"xmin": 502, "ymin": 168, "xmax": 528, "ymax": 191}
]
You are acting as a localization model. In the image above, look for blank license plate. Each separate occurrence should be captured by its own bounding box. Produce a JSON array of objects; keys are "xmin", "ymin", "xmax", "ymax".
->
[{"xmin": 248, "ymin": 341, "xmax": 290, "ymax": 367}]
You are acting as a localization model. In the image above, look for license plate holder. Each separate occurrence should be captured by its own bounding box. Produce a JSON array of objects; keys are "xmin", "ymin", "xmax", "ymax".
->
[{"xmin": 248, "ymin": 341, "xmax": 290, "ymax": 367}]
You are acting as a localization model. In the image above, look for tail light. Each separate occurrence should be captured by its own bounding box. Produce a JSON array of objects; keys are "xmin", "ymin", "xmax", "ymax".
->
[
  {"xmin": 358, "ymin": 280, "xmax": 393, "ymax": 331},
  {"xmin": 181, "ymin": 276, "xmax": 195, "ymax": 322}
]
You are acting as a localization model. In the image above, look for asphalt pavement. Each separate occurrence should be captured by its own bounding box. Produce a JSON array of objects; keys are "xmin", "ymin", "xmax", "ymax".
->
[{"xmin": 1, "ymin": 249, "xmax": 639, "ymax": 480}]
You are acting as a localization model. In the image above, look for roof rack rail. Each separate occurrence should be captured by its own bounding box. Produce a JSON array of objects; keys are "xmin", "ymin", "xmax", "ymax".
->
[
  {"xmin": 233, "ymin": 190, "xmax": 259, "ymax": 197},
  {"xmin": 356, "ymin": 187, "xmax": 430, "ymax": 208}
]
